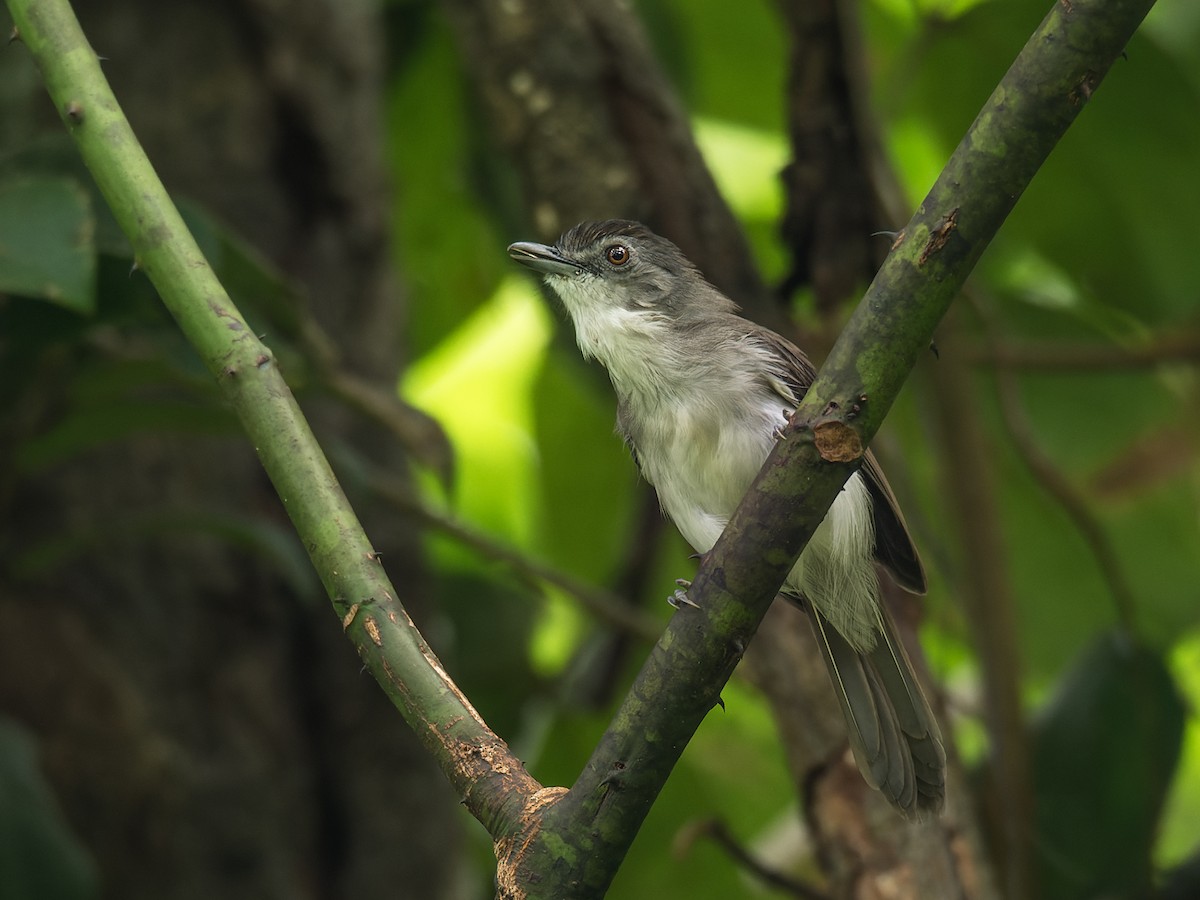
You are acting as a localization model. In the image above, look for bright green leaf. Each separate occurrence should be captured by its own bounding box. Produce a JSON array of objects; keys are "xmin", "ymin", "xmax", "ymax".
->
[
  {"xmin": 402, "ymin": 276, "xmax": 553, "ymax": 548},
  {"xmin": 692, "ymin": 117, "xmax": 787, "ymax": 223},
  {"xmin": 1158, "ymin": 634, "xmax": 1200, "ymax": 869}
]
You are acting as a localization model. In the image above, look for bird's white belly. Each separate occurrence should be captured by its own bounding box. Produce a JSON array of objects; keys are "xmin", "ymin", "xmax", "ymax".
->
[
  {"xmin": 638, "ymin": 395, "xmax": 880, "ymax": 648},
  {"xmin": 652, "ymin": 419, "xmax": 773, "ymax": 554}
]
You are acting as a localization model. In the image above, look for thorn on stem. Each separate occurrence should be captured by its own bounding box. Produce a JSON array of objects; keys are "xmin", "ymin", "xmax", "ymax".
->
[{"xmin": 64, "ymin": 100, "xmax": 85, "ymax": 124}]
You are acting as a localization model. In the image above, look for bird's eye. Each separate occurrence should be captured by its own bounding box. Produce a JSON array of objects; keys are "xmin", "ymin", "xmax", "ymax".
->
[{"xmin": 605, "ymin": 244, "xmax": 631, "ymax": 266}]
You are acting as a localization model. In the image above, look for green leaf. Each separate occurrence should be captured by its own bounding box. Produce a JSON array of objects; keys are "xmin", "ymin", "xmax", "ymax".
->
[
  {"xmin": 1029, "ymin": 631, "xmax": 1186, "ymax": 900},
  {"xmin": 0, "ymin": 718, "xmax": 98, "ymax": 900},
  {"xmin": 0, "ymin": 175, "xmax": 96, "ymax": 313}
]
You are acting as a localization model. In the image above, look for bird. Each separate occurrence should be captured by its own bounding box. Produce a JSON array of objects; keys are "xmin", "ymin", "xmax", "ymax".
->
[{"xmin": 508, "ymin": 219, "xmax": 945, "ymax": 819}]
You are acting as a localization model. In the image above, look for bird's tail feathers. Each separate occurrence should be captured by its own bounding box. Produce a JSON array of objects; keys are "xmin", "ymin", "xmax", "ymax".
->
[{"xmin": 809, "ymin": 606, "xmax": 945, "ymax": 819}]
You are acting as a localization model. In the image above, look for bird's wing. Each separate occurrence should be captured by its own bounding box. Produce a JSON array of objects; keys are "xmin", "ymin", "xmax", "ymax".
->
[{"xmin": 749, "ymin": 321, "xmax": 927, "ymax": 594}]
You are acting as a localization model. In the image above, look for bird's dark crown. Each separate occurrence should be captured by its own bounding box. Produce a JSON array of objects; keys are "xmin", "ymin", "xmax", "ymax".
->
[
  {"xmin": 559, "ymin": 219, "xmax": 654, "ymax": 250},
  {"xmin": 555, "ymin": 220, "xmax": 697, "ymax": 279}
]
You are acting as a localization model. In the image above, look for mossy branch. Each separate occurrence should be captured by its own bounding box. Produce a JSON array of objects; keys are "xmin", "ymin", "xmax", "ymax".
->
[{"xmin": 505, "ymin": 0, "xmax": 1156, "ymax": 895}]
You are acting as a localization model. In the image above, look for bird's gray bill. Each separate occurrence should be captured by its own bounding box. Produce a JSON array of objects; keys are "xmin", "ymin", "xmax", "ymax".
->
[{"xmin": 508, "ymin": 241, "xmax": 583, "ymax": 277}]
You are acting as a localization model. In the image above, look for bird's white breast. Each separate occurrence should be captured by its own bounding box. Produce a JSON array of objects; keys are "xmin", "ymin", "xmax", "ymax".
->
[
  {"xmin": 627, "ymin": 363, "xmax": 881, "ymax": 650},
  {"xmin": 638, "ymin": 388, "xmax": 782, "ymax": 555}
]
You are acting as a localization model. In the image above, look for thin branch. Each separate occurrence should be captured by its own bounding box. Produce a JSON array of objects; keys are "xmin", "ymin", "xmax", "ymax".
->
[
  {"xmin": 964, "ymin": 331, "xmax": 1200, "ymax": 371},
  {"xmin": 926, "ymin": 331, "xmax": 1032, "ymax": 899},
  {"xmin": 371, "ymin": 471, "xmax": 662, "ymax": 642},
  {"xmin": 973, "ymin": 298, "xmax": 1141, "ymax": 634},
  {"xmin": 569, "ymin": 487, "xmax": 673, "ymax": 710},
  {"xmin": 230, "ymin": 258, "xmax": 457, "ymax": 484},
  {"xmin": 681, "ymin": 819, "xmax": 830, "ymax": 900},
  {"xmin": 321, "ymin": 367, "xmax": 454, "ymax": 485}
]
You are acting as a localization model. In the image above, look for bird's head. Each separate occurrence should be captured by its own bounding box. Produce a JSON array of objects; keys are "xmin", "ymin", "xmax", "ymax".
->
[{"xmin": 506, "ymin": 220, "xmax": 729, "ymax": 340}]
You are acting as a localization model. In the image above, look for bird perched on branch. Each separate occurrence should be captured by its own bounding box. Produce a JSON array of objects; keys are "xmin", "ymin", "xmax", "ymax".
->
[{"xmin": 509, "ymin": 219, "xmax": 945, "ymax": 819}]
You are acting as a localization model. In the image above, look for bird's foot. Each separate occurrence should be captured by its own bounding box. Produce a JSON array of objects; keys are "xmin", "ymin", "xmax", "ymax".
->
[{"xmin": 668, "ymin": 578, "xmax": 700, "ymax": 609}]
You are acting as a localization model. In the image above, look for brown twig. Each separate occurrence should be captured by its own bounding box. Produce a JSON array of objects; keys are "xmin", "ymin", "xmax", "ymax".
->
[
  {"xmin": 321, "ymin": 368, "xmax": 454, "ymax": 486},
  {"xmin": 964, "ymin": 331, "xmax": 1200, "ymax": 371},
  {"xmin": 972, "ymin": 298, "xmax": 1140, "ymax": 635},
  {"xmin": 370, "ymin": 471, "xmax": 662, "ymax": 642},
  {"xmin": 678, "ymin": 818, "xmax": 830, "ymax": 900},
  {"xmin": 571, "ymin": 486, "xmax": 672, "ymax": 708},
  {"xmin": 925, "ymin": 327, "xmax": 1032, "ymax": 900}
]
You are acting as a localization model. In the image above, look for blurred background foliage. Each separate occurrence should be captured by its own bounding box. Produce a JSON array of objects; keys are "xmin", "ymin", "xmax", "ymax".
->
[{"xmin": 1, "ymin": 0, "xmax": 1198, "ymax": 897}]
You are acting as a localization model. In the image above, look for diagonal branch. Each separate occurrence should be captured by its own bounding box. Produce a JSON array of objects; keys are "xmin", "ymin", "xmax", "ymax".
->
[
  {"xmin": 973, "ymin": 297, "xmax": 1141, "ymax": 634},
  {"xmin": 371, "ymin": 471, "xmax": 662, "ymax": 641},
  {"xmin": 500, "ymin": 0, "xmax": 1157, "ymax": 895},
  {"xmin": 6, "ymin": 0, "xmax": 541, "ymax": 844},
  {"xmin": 682, "ymin": 818, "xmax": 831, "ymax": 900}
]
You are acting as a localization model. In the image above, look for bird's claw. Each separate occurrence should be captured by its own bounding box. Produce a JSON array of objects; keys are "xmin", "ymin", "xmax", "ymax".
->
[{"xmin": 668, "ymin": 582, "xmax": 700, "ymax": 609}]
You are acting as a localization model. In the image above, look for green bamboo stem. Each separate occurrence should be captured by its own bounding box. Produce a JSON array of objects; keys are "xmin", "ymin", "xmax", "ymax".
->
[{"xmin": 5, "ymin": 0, "xmax": 539, "ymax": 839}]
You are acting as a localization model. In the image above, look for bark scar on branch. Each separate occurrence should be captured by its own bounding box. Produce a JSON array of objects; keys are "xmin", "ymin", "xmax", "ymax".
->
[
  {"xmin": 919, "ymin": 208, "xmax": 959, "ymax": 265},
  {"xmin": 1069, "ymin": 70, "xmax": 1099, "ymax": 105},
  {"xmin": 813, "ymin": 419, "xmax": 864, "ymax": 463},
  {"xmin": 495, "ymin": 786, "xmax": 569, "ymax": 900}
]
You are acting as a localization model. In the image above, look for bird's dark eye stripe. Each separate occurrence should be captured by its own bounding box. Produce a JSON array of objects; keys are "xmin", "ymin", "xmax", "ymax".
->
[{"xmin": 605, "ymin": 244, "xmax": 631, "ymax": 266}]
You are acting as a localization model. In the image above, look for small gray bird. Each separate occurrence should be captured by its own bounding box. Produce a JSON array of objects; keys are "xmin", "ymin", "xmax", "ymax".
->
[{"xmin": 509, "ymin": 219, "xmax": 945, "ymax": 818}]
